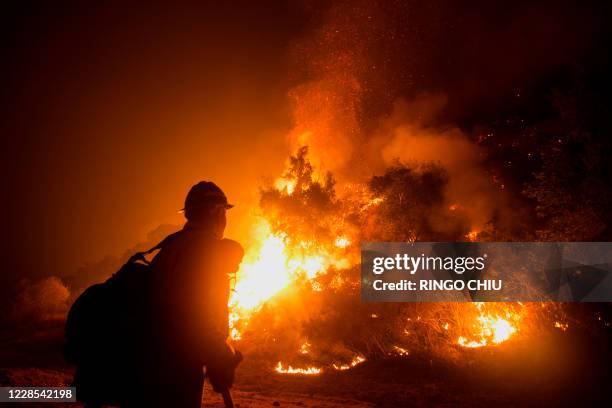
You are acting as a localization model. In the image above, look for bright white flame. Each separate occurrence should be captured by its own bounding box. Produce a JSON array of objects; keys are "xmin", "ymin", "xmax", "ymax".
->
[
  {"xmin": 334, "ymin": 236, "xmax": 350, "ymax": 248},
  {"xmin": 231, "ymin": 230, "xmax": 290, "ymax": 311},
  {"xmin": 229, "ymin": 218, "xmax": 353, "ymax": 338},
  {"xmin": 275, "ymin": 361, "xmax": 321, "ymax": 375},
  {"xmin": 229, "ymin": 312, "xmax": 242, "ymax": 340},
  {"xmin": 301, "ymin": 256, "xmax": 324, "ymax": 279},
  {"xmin": 274, "ymin": 178, "xmax": 296, "ymax": 195}
]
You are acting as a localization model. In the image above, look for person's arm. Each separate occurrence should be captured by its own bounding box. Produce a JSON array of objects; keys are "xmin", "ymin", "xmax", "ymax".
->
[{"xmin": 203, "ymin": 239, "xmax": 244, "ymax": 390}]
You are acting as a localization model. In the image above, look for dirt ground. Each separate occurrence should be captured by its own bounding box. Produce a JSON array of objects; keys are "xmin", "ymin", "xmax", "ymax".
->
[
  {"xmin": 1, "ymin": 366, "xmax": 372, "ymax": 408},
  {"xmin": 1, "ymin": 325, "xmax": 611, "ymax": 407}
]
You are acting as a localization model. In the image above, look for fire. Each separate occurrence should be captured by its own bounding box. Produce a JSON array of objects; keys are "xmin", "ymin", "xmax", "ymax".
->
[
  {"xmin": 228, "ymin": 311, "xmax": 241, "ymax": 340},
  {"xmin": 392, "ymin": 345, "xmax": 409, "ymax": 356},
  {"xmin": 465, "ymin": 230, "xmax": 480, "ymax": 241},
  {"xmin": 275, "ymin": 361, "xmax": 321, "ymax": 375},
  {"xmin": 228, "ymin": 217, "xmax": 352, "ymax": 338},
  {"xmin": 274, "ymin": 355, "xmax": 365, "ymax": 375},
  {"xmin": 362, "ymin": 197, "xmax": 383, "ymax": 211},
  {"xmin": 332, "ymin": 355, "xmax": 366, "ymax": 371},
  {"xmin": 226, "ymin": 150, "xmax": 527, "ymax": 367},
  {"xmin": 457, "ymin": 303, "xmax": 521, "ymax": 348},
  {"xmin": 334, "ymin": 236, "xmax": 350, "ymax": 248},
  {"xmin": 274, "ymin": 178, "xmax": 296, "ymax": 195},
  {"xmin": 229, "ymin": 222, "xmax": 292, "ymax": 313}
]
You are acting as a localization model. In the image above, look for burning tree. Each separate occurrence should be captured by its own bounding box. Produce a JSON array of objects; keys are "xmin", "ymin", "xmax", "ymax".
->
[{"xmin": 366, "ymin": 164, "xmax": 473, "ymax": 242}]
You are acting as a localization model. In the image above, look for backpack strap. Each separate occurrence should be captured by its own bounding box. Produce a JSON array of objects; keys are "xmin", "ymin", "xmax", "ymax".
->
[{"xmin": 127, "ymin": 231, "xmax": 182, "ymax": 265}]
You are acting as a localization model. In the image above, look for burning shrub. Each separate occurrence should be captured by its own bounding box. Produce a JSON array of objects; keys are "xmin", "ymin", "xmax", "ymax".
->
[{"xmin": 229, "ymin": 148, "xmax": 556, "ymax": 373}]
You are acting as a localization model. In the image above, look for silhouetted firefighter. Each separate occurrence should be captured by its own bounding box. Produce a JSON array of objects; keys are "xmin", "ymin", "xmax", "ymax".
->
[{"xmin": 65, "ymin": 181, "xmax": 244, "ymax": 408}]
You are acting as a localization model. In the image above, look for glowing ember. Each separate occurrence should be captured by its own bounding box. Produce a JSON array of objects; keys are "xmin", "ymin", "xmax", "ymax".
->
[
  {"xmin": 275, "ymin": 362, "xmax": 321, "ymax": 375},
  {"xmin": 465, "ymin": 230, "xmax": 480, "ymax": 241},
  {"xmin": 457, "ymin": 303, "xmax": 520, "ymax": 348},
  {"xmin": 392, "ymin": 345, "xmax": 409, "ymax": 356},
  {"xmin": 299, "ymin": 342, "xmax": 310, "ymax": 354},
  {"xmin": 554, "ymin": 321, "xmax": 569, "ymax": 331},
  {"xmin": 362, "ymin": 197, "xmax": 383, "ymax": 211}
]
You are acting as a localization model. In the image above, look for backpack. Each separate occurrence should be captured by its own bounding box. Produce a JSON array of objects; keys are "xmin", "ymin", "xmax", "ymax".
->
[{"xmin": 64, "ymin": 233, "xmax": 177, "ymax": 405}]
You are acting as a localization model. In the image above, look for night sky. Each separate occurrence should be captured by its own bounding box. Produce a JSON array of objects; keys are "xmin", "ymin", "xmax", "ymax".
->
[
  {"xmin": 1, "ymin": 2, "xmax": 306, "ymax": 289},
  {"xmin": 2, "ymin": 1, "xmax": 610, "ymax": 298}
]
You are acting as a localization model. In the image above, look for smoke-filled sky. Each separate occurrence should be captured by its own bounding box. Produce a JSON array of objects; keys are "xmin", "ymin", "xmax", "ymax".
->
[{"xmin": 1, "ymin": 0, "xmax": 609, "ymax": 294}]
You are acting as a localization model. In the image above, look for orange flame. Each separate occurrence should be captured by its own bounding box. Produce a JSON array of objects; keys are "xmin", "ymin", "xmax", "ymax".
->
[
  {"xmin": 332, "ymin": 355, "xmax": 366, "ymax": 371},
  {"xmin": 457, "ymin": 303, "xmax": 521, "ymax": 348}
]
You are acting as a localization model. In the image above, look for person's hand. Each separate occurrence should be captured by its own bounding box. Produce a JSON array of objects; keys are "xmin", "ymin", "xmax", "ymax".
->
[
  {"xmin": 219, "ymin": 239, "xmax": 244, "ymax": 272},
  {"xmin": 208, "ymin": 349, "xmax": 243, "ymax": 392}
]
